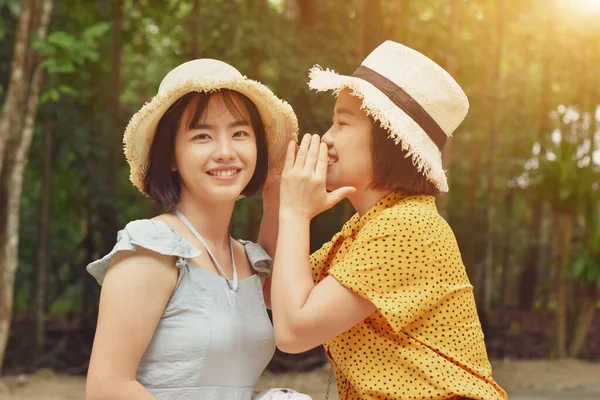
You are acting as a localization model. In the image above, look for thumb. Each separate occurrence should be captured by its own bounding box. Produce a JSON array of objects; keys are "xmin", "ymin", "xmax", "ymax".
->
[{"xmin": 326, "ymin": 186, "xmax": 356, "ymax": 208}]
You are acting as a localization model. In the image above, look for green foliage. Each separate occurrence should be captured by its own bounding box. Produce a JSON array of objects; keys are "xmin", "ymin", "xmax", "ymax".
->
[
  {"xmin": 522, "ymin": 107, "xmax": 599, "ymax": 215},
  {"xmin": 0, "ymin": 0, "xmax": 597, "ymax": 319},
  {"xmin": 0, "ymin": 0, "xmax": 19, "ymax": 16},
  {"xmin": 570, "ymin": 204, "xmax": 600, "ymax": 288},
  {"xmin": 35, "ymin": 22, "xmax": 110, "ymax": 74}
]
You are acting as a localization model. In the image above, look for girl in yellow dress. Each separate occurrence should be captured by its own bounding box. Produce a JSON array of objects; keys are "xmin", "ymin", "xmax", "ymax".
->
[{"xmin": 266, "ymin": 41, "xmax": 508, "ymax": 400}]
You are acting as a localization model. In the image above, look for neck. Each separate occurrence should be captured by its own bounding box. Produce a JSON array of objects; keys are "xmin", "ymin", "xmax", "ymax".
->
[
  {"xmin": 175, "ymin": 192, "xmax": 235, "ymax": 250},
  {"xmin": 348, "ymin": 187, "xmax": 392, "ymax": 217}
]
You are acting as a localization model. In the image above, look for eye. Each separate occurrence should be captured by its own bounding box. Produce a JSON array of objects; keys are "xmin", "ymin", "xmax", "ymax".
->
[
  {"xmin": 233, "ymin": 130, "xmax": 250, "ymax": 138},
  {"xmin": 336, "ymin": 121, "xmax": 348, "ymax": 127},
  {"xmin": 193, "ymin": 133, "xmax": 211, "ymax": 140}
]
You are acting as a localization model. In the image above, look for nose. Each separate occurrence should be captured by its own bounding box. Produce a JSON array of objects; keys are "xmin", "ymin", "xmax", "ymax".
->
[
  {"xmin": 321, "ymin": 129, "xmax": 334, "ymax": 148},
  {"xmin": 214, "ymin": 136, "xmax": 236, "ymax": 161}
]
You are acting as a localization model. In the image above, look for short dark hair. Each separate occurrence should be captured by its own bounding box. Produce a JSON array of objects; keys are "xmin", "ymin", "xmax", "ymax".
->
[
  {"xmin": 368, "ymin": 119, "xmax": 439, "ymax": 196},
  {"xmin": 144, "ymin": 90, "xmax": 269, "ymax": 206}
]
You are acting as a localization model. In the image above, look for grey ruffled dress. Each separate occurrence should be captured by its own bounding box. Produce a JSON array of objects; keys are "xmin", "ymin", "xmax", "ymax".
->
[{"xmin": 87, "ymin": 211, "xmax": 276, "ymax": 400}]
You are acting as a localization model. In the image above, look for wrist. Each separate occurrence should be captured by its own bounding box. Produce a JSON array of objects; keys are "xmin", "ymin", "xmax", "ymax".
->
[{"xmin": 279, "ymin": 208, "xmax": 311, "ymax": 224}]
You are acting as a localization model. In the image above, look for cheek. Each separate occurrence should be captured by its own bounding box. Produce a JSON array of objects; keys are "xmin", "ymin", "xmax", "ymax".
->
[
  {"xmin": 346, "ymin": 154, "xmax": 372, "ymax": 177},
  {"xmin": 174, "ymin": 142, "xmax": 211, "ymax": 173},
  {"xmin": 240, "ymin": 140, "xmax": 258, "ymax": 166}
]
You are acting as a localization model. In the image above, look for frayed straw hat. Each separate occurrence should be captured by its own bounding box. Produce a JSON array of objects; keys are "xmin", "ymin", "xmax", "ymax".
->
[
  {"xmin": 124, "ymin": 59, "xmax": 298, "ymax": 195},
  {"xmin": 308, "ymin": 41, "xmax": 469, "ymax": 192}
]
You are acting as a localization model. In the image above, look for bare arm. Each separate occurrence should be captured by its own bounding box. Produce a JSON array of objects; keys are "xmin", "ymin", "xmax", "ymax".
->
[
  {"xmin": 257, "ymin": 182, "xmax": 279, "ymax": 258},
  {"xmin": 272, "ymin": 212, "xmax": 376, "ymax": 353},
  {"xmin": 271, "ymin": 135, "xmax": 375, "ymax": 353},
  {"xmin": 257, "ymin": 173, "xmax": 281, "ymax": 309},
  {"xmin": 86, "ymin": 247, "xmax": 178, "ymax": 400}
]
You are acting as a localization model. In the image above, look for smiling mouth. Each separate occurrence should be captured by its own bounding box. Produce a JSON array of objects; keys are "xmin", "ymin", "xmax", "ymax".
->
[
  {"xmin": 327, "ymin": 156, "xmax": 338, "ymax": 165},
  {"xmin": 207, "ymin": 169, "xmax": 241, "ymax": 177}
]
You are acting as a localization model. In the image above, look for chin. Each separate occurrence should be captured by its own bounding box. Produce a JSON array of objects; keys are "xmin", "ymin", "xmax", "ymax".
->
[
  {"xmin": 325, "ymin": 172, "xmax": 339, "ymax": 191},
  {"xmin": 196, "ymin": 184, "xmax": 243, "ymax": 203},
  {"xmin": 214, "ymin": 185, "xmax": 246, "ymax": 198},
  {"xmin": 325, "ymin": 175, "xmax": 350, "ymax": 192}
]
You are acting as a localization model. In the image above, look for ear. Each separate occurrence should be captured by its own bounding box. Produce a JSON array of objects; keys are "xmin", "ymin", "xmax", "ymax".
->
[{"xmin": 170, "ymin": 159, "xmax": 178, "ymax": 172}]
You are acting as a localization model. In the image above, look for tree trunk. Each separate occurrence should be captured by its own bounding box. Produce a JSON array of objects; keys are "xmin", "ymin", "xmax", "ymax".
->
[
  {"xmin": 555, "ymin": 212, "xmax": 574, "ymax": 358},
  {"xmin": 191, "ymin": 0, "xmax": 200, "ymax": 59},
  {"xmin": 483, "ymin": 0, "xmax": 504, "ymax": 316},
  {"xmin": 0, "ymin": 0, "xmax": 53, "ymax": 373},
  {"xmin": 393, "ymin": 0, "xmax": 412, "ymax": 44},
  {"xmin": 464, "ymin": 135, "xmax": 482, "ymax": 285},
  {"xmin": 100, "ymin": 0, "xmax": 123, "ymax": 256},
  {"xmin": 0, "ymin": 0, "xmax": 34, "ymax": 368},
  {"xmin": 363, "ymin": 0, "xmax": 383, "ymax": 56},
  {"xmin": 298, "ymin": 0, "xmax": 316, "ymax": 28},
  {"xmin": 32, "ymin": 109, "xmax": 54, "ymax": 367},
  {"xmin": 499, "ymin": 189, "xmax": 514, "ymax": 309},
  {"xmin": 0, "ymin": 0, "xmax": 33, "ymax": 173},
  {"xmin": 354, "ymin": 0, "xmax": 366, "ymax": 61},
  {"xmin": 249, "ymin": 0, "xmax": 267, "ymax": 81},
  {"xmin": 539, "ymin": 207, "xmax": 554, "ymax": 310},
  {"xmin": 568, "ymin": 285, "xmax": 597, "ymax": 358},
  {"xmin": 81, "ymin": 203, "xmax": 97, "ymax": 328},
  {"xmin": 360, "ymin": 0, "xmax": 388, "ymax": 58},
  {"xmin": 437, "ymin": 0, "xmax": 463, "ymax": 220},
  {"xmin": 107, "ymin": 0, "xmax": 123, "ymax": 203},
  {"xmin": 284, "ymin": 0, "xmax": 298, "ymax": 21}
]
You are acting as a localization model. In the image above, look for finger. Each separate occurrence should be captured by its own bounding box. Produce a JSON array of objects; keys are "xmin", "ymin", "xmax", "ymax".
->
[
  {"xmin": 283, "ymin": 140, "xmax": 296, "ymax": 173},
  {"xmin": 303, "ymin": 134, "xmax": 321, "ymax": 173},
  {"xmin": 294, "ymin": 133, "xmax": 311, "ymax": 170},
  {"xmin": 326, "ymin": 186, "xmax": 356, "ymax": 209},
  {"xmin": 316, "ymin": 142, "xmax": 328, "ymax": 180}
]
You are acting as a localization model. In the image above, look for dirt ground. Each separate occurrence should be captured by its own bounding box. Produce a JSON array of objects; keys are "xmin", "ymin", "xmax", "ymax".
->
[{"xmin": 1, "ymin": 359, "xmax": 600, "ymax": 400}]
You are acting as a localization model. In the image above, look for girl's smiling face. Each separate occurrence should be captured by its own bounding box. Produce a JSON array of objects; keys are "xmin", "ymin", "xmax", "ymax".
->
[
  {"xmin": 321, "ymin": 88, "xmax": 375, "ymax": 192},
  {"xmin": 173, "ymin": 91, "xmax": 258, "ymax": 204}
]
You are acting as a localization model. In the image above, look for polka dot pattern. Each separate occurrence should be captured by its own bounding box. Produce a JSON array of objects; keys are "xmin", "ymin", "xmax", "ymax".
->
[{"xmin": 310, "ymin": 191, "xmax": 508, "ymax": 400}]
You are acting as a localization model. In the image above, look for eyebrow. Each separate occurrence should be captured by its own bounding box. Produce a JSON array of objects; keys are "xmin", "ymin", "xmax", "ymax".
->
[
  {"xmin": 335, "ymin": 108, "xmax": 356, "ymax": 117},
  {"xmin": 191, "ymin": 120, "xmax": 250, "ymax": 130}
]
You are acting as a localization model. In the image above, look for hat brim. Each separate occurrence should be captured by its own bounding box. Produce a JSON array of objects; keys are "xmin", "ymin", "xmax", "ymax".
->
[
  {"xmin": 124, "ymin": 76, "xmax": 298, "ymax": 196},
  {"xmin": 308, "ymin": 66, "xmax": 448, "ymax": 192}
]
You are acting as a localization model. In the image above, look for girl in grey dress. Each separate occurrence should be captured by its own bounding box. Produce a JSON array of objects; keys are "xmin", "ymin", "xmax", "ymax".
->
[{"xmin": 85, "ymin": 59, "xmax": 297, "ymax": 400}]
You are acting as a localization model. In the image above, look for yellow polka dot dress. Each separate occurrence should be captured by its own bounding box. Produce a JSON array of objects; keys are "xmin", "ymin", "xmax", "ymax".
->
[{"xmin": 311, "ymin": 191, "xmax": 507, "ymax": 400}]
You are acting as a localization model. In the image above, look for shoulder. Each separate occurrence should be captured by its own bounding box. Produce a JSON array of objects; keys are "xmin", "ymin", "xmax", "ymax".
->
[
  {"xmin": 104, "ymin": 244, "xmax": 179, "ymax": 290},
  {"xmin": 86, "ymin": 218, "xmax": 202, "ymax": 285},
  {"xmin": 365, "ymin": 195, "xmax": 439, "ymax": 234}
]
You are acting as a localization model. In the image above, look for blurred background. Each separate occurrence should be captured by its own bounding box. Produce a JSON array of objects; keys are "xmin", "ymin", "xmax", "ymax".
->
[{"xmin": 0, "ymin": 0, "xmax": 599, "ymax": 399}]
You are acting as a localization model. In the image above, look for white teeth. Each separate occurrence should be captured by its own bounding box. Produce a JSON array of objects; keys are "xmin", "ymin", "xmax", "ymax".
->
[
  {"xmin": 209, "ymin": 169, "xmax": 237, "ymax": 177},
  {"xmin": 328, "ymin": 157, "xmax": 336, "ymax": 164}
]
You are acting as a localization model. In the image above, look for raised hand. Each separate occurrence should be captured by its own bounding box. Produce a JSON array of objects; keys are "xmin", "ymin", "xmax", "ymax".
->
[{"xmin": 279, "ymin": 134, "xmax": 355, "ymax": 220}]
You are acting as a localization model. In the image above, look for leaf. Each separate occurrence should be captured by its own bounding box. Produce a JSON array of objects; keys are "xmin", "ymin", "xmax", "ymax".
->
[
  {"xmin": 3, "ymin": 0, "xmax": 20, "ymax": 16},
  {"xmin": 33, "ymin": 39, "xmax": 56, "ymax": 56},
  {"xmin": 40, "ymin": 88, "xmax": 60, "ymax": 104},
  {"xmin": 558, "ymin": 186, "xmax": 572, "ymax": 201},
  {"xmin": 572, "ymin": 255, "xmax": 588, "ymax": 277},
  {"xmin": 42, "ymin": 59, "xmax": 76, "ymax": 74},
  {"xmin": 58, "ymin": 85, "xmax": 77, "ymax": 96},
  {"xmin": 83, "ymin": 22, "xmax": 111, "ymax": 39},
  {"xmin": 47, "ymin": 31, "xmax": 78, "ymax": 49}
]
